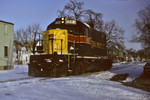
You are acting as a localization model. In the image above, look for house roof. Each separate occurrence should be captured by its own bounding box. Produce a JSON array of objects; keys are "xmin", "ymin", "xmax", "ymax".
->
[{"xmin": 0, "ymin": 20, "xmax": 14, "ymax": 25}]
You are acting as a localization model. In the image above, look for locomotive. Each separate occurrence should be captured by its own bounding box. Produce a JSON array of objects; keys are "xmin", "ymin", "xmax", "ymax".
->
[{"xmin": 28, "ymin": 17, "xmax": 112, "ymax": 77}]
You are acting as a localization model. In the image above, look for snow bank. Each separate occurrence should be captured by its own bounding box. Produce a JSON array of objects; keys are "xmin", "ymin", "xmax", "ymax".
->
[
  {"xmin": 89, "ymin": 71, "xmax": 116, "ymax": 80},
  {"xmin": 0, "ymin": 65, "xmax": 29, "ymax": 81}
]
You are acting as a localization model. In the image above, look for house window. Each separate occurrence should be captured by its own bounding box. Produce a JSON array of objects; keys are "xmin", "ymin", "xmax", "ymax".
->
[
  {"xmin": 4, "ymin": 46, "xmax": 8, "ymax": 57},
  {"xmin": 4, "ymin": 24, "xmax": 8, "ymax": 34},
  {"xmin": 4, "ymin": 66, "xmax": 8, "ymax": 70}
]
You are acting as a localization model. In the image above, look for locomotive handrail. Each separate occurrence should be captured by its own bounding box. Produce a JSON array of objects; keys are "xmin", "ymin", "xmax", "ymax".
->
[{"xmin": 49, "ymin": 38, "xmax": 63, "ymax": 55}]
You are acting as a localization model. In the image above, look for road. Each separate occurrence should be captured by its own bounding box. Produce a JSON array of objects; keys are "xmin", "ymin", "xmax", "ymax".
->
[{"xmin": 88, "ymin": 61, "xmax": 145, "ymax": 82}]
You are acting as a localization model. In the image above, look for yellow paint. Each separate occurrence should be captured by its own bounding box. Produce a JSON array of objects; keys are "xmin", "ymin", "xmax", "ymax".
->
[{"xmin": 43, "ymin": 29, "xmax": 68, "ymax": 54}]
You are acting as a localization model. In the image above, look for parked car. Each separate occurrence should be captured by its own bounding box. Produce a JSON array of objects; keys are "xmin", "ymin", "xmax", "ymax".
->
[{"xmin": 143, "ymin": 62, "xmax": 150, "ymax": 76}]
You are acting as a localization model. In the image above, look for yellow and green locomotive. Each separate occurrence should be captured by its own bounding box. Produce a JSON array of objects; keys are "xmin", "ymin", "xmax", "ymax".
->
[{"xmin": 28, "ymin": 17, "xmax": 112, "ymax": 77}]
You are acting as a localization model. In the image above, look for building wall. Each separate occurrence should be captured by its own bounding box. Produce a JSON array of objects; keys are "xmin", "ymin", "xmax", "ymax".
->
[
  {"xmin": 108, "ymin": 46, "xmax": 127, "ymax": 61},
  {"xmin": 0, "ymin": 20, "xmax": 14, "ymax": 70}
]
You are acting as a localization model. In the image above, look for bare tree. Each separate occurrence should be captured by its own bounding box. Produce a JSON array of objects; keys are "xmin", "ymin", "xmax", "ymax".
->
[
  {"xmin": 57, "ymin": 10, "xmax": 66, "ymax": 18},
  {"xmin": 57, "ymin": 1, "xmax": 104, "ymax": 31},
  {"xmin": 14, "ymin": 24, "xmax": 43, "ymax": 53},
  {"xmin": 57, "ymin": 0, "xmax": 85, "ymax": 20},
  {"xmin": 136, "ymin": 49, "xmax": 149, "ymax": 59},
  {"xmin": 103, "ymin": 20, "xmax": 124, "ymax": 48},
  {"xmin": 84, "ymin": 9, "xmax": 103, "ymax": 31},
  {"xmin": 126, "ymin": 48, "xmax": 136, "ymax": 59},
  {"xmin": 133, "ymin": 5, "xmax": 150, "ymax": 50},
  {"xmin": 57, "ymin": 0, "xmax": 124, "ymax": 51}
]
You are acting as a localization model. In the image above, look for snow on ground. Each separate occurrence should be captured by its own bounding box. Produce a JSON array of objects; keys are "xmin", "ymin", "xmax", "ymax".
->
[
  {"xmin": 0, "ymin": 65, "xmax": 29, "ymax": 81},
  {"xmin": 0, "ymin": 75, "xmax": 150, "ymax": 100},
  {"xmin": 0, "ymin": 62, "xmax": 150, "ymax": 100}
]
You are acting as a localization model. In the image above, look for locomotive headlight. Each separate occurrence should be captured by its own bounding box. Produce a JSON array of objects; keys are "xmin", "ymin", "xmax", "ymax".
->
[
  {"xmin": 61, "ymin": 17, "xmax": 64, "ymax": 20},
  {"xmin": 62, "ymin": 21, "xmax": 64, "ymax": 23}
]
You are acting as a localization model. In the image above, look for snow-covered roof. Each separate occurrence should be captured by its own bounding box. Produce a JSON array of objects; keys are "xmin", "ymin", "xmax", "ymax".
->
[
  {"xmin": 21, "ymin": 47, "xmax": 26, "ymax": 51},
  {"xmin": 0, "ymin": 20, "xmax": 14, "ymax": 25},
  {"xmin": 36, "ymin": 41, "xmax": 42, "ymax": 46},
  {"xmin": 83, "ymin": 22, "xmax": 90, "ymax": 28},
  {"xmin": 115, "ymin": 45, "xmax": 119, "ymax": 49}
]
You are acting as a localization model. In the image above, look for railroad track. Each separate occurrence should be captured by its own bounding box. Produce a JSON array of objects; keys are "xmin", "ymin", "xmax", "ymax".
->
[
  {"xmin": 0, "ymin": 77, "xmax": 49, "ymax": 88},
  {"xmin": 0, "ymin": 77, "xmax": 35, "ymax": 83}
]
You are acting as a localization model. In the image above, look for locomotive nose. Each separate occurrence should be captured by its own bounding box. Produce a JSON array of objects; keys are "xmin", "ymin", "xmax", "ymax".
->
[{"xmin": 43, "ymin": 29, "xmax": 68, "ymax": 55}]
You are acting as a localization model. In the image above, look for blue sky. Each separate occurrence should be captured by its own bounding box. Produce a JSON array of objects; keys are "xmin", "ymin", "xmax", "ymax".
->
[{"xmin": 0, "ymin": 0, "xmax": 149, "ymax": 50}]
